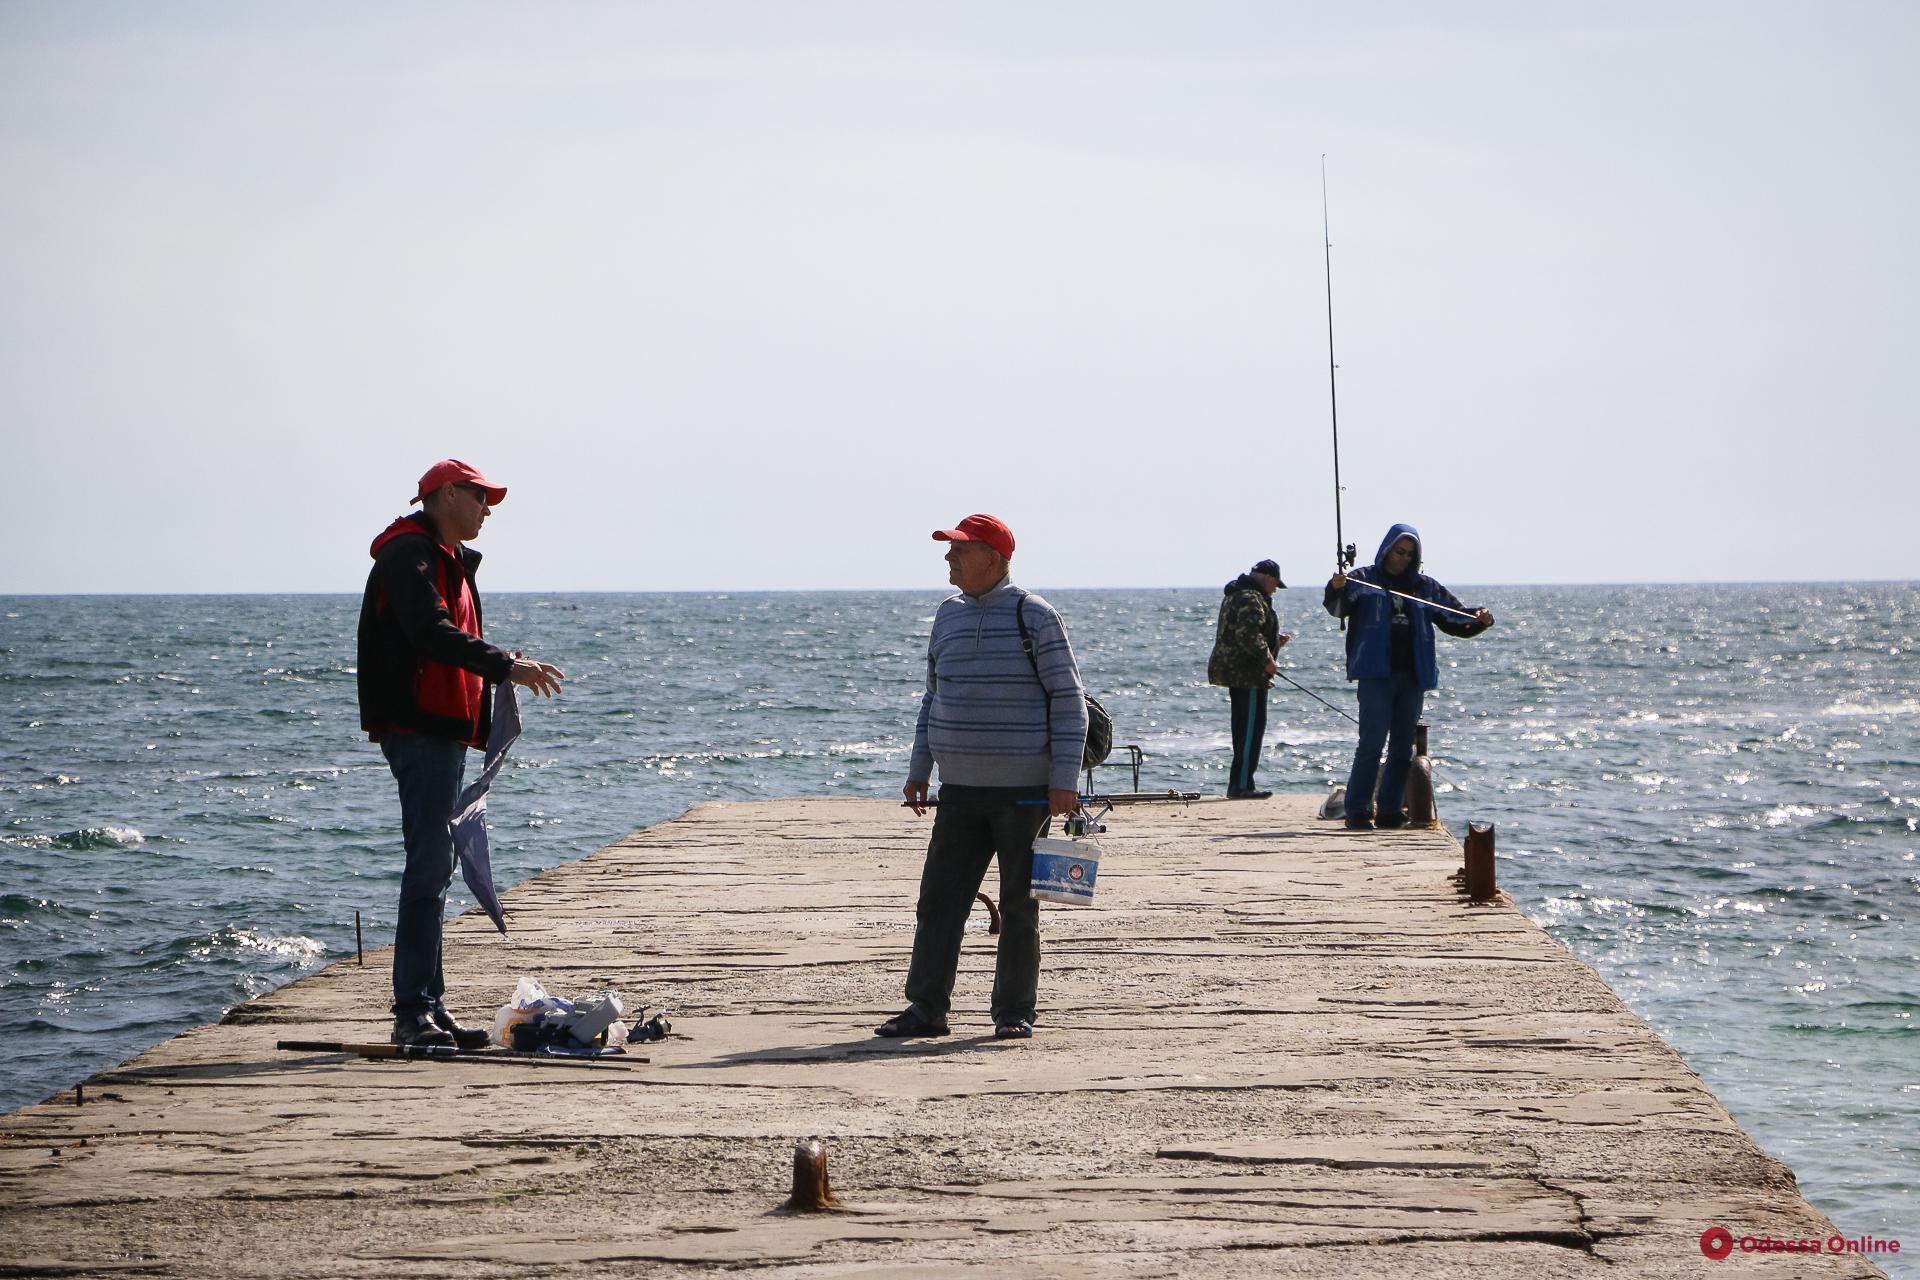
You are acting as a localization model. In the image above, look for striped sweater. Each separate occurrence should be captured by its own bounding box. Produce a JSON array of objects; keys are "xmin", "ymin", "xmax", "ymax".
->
[{"xmin": 909, "ymin": 578, "xmax": 1088, "ymax": 793}]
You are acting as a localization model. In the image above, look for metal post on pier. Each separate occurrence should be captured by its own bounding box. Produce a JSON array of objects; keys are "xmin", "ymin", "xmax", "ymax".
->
[
  {"xmin": 1464, "ymin": 823, "xmax": 1497, "ymax": 901},
  {"xmin": 1405, "ymin": 723, "xmax": 1438, "ymax": 827}
]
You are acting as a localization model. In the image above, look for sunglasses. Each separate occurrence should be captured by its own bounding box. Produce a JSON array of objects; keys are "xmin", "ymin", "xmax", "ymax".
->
[{"xmin": 456, "ymin": 483, "xmax": 493, "ymax": 504}]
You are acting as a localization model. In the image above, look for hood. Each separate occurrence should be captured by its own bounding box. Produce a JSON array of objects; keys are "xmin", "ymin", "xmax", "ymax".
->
[
  {"xmin": 370, "ymin": 512, "xmax": 436, "ymax": 559},
  {"xmin": 1223, "ymin": 573, "xmax": 1265, "ymax": 596},
  {"xmin": 1373, "ymin": 522, "xmax": 1422, "ymax": 574}
]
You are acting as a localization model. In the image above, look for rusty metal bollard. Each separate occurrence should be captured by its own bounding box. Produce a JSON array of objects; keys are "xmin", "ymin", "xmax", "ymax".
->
[
  {"xmin": 783, "ymin": 1137, "xmax": 839, "ymax": 1212},
  {"xmin": 974, "ymin": 892, "xmax": 1002, "ymax": 935},
  {"xmin": 1403, "ymin": 723, "xmax": 1438, "ymax": 827},
  {"xmin": 1405, "ymin": 758, "xmax": 1437, "ymax": 827},
  {"xmin": 1464, "ymin": 822, "xmax": 1497, "ymax": 901}
]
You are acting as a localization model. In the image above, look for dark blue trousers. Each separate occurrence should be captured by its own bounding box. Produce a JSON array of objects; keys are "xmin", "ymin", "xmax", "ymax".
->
[
  {"xmin": 382, "ymin": 734, "xmax": 467, "ymax": 1016},
  {"xmin": 1227, "ymin": 686, "xmax": 1268, "ymax": 794},
  {"xmin": 1348, "ymin": 672, "xmax": 1424, "ymax": 822}
]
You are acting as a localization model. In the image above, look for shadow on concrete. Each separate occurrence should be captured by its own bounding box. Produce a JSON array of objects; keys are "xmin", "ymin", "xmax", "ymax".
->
[
  {"xmin": 96, "ymin": 1055, "xmax": 354, "ymax": 1084},
  {"xmin": 683, "ymin": 1032, "xmax": 1006, "ymax": 1067}
]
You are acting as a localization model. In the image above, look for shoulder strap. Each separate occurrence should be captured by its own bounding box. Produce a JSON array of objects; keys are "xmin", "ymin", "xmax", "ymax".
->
[
  {"xmin": 1014, "ymin": 592, "xmax": 1039, "ymax": 678},
  {"xmin": 1016, "ymin": 590, "xmax": 1060, "ymax": 709},
  {"xmin": 1015, "ymin": 594, "xmax": 1060, "ymax": 766}
]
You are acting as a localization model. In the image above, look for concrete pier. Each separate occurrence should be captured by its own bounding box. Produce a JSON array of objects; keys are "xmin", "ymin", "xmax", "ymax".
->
[{"xmin": 0, "ymin": 796, "xmax": 1887, "ymax": 1277}]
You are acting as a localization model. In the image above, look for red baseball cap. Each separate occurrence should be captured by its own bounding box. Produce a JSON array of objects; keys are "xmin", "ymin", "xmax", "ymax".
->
[
  {"xmin": 411, "ymin": 459, "xmax": 506, "ymax": 506},
  {"xmin": 932, "ymin": 513, "xmax": 1014, "ymax": 560}
]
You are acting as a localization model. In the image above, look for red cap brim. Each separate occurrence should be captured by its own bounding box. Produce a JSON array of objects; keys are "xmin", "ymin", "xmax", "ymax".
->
[{"xmin": 411, "ymin": 480, "xmax": 507, "ymax": 505}]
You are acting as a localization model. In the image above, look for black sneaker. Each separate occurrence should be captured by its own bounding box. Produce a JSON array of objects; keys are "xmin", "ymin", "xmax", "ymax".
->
[
  {"xmin": 428, "ymin": 1006, "xmax": 493, "ymax": 1051},
  {"xmin": 1375, "ymin": 813, "xmax": 1408, "ymax": 830},
  {"xmin": 391, "ymin": 1010, "xmax": 456, "ymax": 1049},
  {"xmin": 1343, "ymin": 815, "xmax": 1375, "ymax": 831},
  {"xmin": 1227, "ymin": 789, "xmax": 1273, "ymax": 800}
]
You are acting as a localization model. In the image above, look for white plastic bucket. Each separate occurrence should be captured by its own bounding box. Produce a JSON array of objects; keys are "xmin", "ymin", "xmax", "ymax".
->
[{"xmin": 1029, "ymin": 836, "xmax": 1102, "ymax": 906}]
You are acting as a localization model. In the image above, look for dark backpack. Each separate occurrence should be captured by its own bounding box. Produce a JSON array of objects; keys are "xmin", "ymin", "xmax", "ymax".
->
[{"xmin": 1015, "ymin": 594, "xmax": 1113, "ymax": 772}]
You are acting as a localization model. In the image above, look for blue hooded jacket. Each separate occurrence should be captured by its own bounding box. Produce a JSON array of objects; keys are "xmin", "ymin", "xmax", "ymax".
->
[{"xmin": 1322, "ymin": 523, "xmax": 1485, "ymax": 691}]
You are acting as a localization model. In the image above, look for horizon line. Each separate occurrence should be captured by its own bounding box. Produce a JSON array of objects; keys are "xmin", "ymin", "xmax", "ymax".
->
[{"xmin": 2, "ymin": 577, "xmax": 1917, "ymax": 598}]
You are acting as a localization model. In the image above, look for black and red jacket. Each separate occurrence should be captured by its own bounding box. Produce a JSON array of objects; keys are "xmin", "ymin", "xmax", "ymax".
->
[{"xmin": 357, "ymin": 512, "xmax": 513, "ymax": 747}]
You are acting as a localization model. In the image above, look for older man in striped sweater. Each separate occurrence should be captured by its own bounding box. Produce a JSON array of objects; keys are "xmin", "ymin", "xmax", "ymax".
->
[{"xmin": 880, "ymin": 513, "xmax": 1088, "ymax": 1042}]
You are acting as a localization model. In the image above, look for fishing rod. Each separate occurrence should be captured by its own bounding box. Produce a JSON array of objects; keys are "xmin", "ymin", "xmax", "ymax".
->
[
  {"xmin": 904, "ymin": 791, "xmax": 1201, "ymax": 810},
  {"xmin": 1341, "ymin": 576, "xmax": 1483, "ymax": 622},
  {"xmin": 1322, "ymin": 156, "xmax": 1358, "ymax": 580},
  {"xmin": 276, "ymin": 1040, "xmax": 645, "ymax": 1070}
]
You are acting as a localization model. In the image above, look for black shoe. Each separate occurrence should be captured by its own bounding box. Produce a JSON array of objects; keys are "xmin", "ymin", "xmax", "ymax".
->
[
  {"xmin": 875, "ymin": 1008, "xmax": 950, "ymax": 1038},
  {"xmin": 1226, "ymin": 789, "xmax": 1273, "ymax": 800},
  {"xmin": 429, "ymin": 1006, "xmax": 493, "ymax": 1051},
  {"xmin": 1375, "ymin": 813, "xmax": 1408, "ymax": 830},
  {"xmin": 391, "ymin": 1010, "xmax": 456, "ymax": 1049},
  {"xmin": 1344, "ymin": 816, "xmax": 1375, "ymax": 831}
]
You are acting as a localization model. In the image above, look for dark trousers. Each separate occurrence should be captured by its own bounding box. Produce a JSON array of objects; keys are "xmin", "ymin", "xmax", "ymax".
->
[
  {"xmin": 382, "ymin": 734, "xmax": 467, "ymax": 1016},
  {"xmin": 1227, "ymin": 686, "xmax": 1268, "ymax": 794},
  {"xmin": 1348, "ymin": 672, "xmax": 1424, "ymax": 821},
  {"xmin": 903, "ymin": 784, "xmax": 1051, "ymax": 1026}
]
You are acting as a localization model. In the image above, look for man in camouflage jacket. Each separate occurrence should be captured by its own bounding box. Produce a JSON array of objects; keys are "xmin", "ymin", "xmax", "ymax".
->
[{"xmin": 1207, "ymin": 558, "xmax": 1289, "ymax": 798}]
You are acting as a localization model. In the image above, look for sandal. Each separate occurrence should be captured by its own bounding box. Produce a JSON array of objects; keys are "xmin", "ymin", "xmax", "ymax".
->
[
  {"xmin": 993, "ymin": 1020, "xmax": 1033, "ymax": 1040},
  {"xmin": 875, "ymin": 1009, "xmax": 950, "ymax": 1039}
]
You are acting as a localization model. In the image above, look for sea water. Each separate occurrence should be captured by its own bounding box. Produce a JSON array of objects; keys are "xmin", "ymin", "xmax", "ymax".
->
[{"xmin": 1, "ymin": 586, "xmax": 1913, "ymax": 1256}]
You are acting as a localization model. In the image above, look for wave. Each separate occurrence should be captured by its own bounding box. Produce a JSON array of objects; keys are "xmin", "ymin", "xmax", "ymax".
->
[
  {"xmin": 161, "ymin": 926, "xmax": 327, "ymax": 966},
  {"xmin": 1779, "ymin": 1022, "xmax": 1916, "ymax": 1038},
  {"xmin": 52, "ymin": 826, "xmax": 145, "ymax": 851},
  {"xmin": 0, "ymin": 772, "xmax": 83, "ymax": 789},
  {"xmin": 1824, "ymin": 697, "xmax": 1920, "ymax": 717}
]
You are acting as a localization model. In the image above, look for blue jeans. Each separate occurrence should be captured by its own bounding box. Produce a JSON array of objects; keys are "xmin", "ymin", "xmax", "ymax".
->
[
  {"xmin": 382, "ymin": 734, "xmax": 467, "ymax": 1016},
  {"xmin": 1348, "ymin": 673, "xmax": 1424, "ymax": 821},
  {"xmin": 904, "ymin": 785, "xmax": 1051, "ymax": 1026}
]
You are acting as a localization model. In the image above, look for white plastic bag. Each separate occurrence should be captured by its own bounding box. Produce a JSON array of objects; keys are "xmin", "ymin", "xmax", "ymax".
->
[
  {"xmin": 491, "ymin": 975, "xmax": 573, "ymax": 1048},
  {"xmin": 491, "ymin": 977, "xmax": 631, "ymax": 1050}
]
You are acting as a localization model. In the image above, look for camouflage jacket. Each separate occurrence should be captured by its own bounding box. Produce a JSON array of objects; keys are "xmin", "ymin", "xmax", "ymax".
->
[{"xmin": 1207, "ymin": 575, "xmax": 1279, "ymax": 688}]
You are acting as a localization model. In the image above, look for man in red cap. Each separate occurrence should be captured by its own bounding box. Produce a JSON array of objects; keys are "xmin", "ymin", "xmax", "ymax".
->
[
  {"xmin": 356, "ymin": 460, "xmax": 565, "ymax": 1049},
  {"xmin": 878, "ymin": 513, "xmax": 1087, "ymax": 1041}
]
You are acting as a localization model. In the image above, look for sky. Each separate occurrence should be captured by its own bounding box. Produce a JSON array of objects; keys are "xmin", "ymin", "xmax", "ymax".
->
[{"xmin": 1, "ymin": 1, "xmax": 1914, "ymax": 593}]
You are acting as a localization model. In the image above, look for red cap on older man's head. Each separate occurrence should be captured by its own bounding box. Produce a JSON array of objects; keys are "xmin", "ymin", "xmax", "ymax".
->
[
  {"xmin": 411, "ymin": 459, "xmax": 507, "ymax": 506},
  {"xmin": 932, "ymin": 513, "xmax": 1015, "ymax": 560}
]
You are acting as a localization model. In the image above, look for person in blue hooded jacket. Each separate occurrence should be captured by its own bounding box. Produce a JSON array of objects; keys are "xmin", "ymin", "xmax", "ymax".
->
[{"xmin": 1323, "ymin": 524, "xmax": 1493, "ymax": 830}]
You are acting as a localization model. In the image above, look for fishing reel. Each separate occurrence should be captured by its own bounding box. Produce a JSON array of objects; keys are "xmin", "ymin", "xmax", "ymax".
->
[
  {"xmin": 1064, "ymin": 800, "xmax": 1113, "ymax": 838},
  {"xmin": 1335, "ymin": 542, "xmax": 1358, "ymax": 632}
]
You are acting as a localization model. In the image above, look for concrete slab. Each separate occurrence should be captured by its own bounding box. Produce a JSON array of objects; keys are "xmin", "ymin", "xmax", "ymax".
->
[{"xmin": 0, "ymin": 796, "xmax": 1887, "ymax": 1277}]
